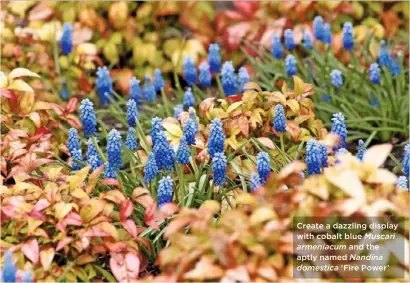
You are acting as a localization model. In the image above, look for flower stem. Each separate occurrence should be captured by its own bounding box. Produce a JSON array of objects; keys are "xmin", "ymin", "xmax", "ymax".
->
[
  {"xmin": 216, "ymin": 74, "xmax": 224, "ymax": 98},
  {"xmin": 91, "ymin": 135, "xmax": 107, "ymax": 163}
]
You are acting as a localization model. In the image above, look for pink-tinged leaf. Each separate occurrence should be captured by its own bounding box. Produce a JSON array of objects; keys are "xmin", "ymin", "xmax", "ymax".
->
[
  {"xmin": 144, "ymin": 202, "xmax": 160, "ymax": 230},
  {"xmin": 40, "ymin": 247, "xmax": 55, "ymax": 271},
  {"xmin": 82, "ymin": 226, "xmax": 110, "ymax": 238},
  {"xmin": 224, "ymin": 22, "xmax": 251, "ymax": 51},
  {"xmin": 233, "ymin": 1, "xmax": 260, "ymax": 17},
  {"xmin": 66, "ymin": 115, "xmax": 82, "ymax": 129},
  {"xmin": 102, "ymin": 178, "xmax": 121, "ymax": 188},
  {"xmin": 28, "ymin": 3, "xmax": 54, "ymax": 21},
  {"xmin": 22, "ymin": 239, "xmax": 39, "ymax": 264},
  {"xmin": 119, "ymin": 200, "xmax": 133, "ymax": 221},
  {"xmin": 66, "ymin": 97, "xmax": 79, "ymax": 113},
  {"xmin": 51, "ymin": 103, "xmax": 65, "ymax": 116},
  {"xmin": 110, "ymin": 252, "xmax": 140, "ymax": 283},
  {"xmin": 158, "ymin": 203, "xmax": 179, "ymax": 221},
  {"xmin": 56, "ymin": 237, "xmax": 73, "ymax": 251},
  {"xmin": 64, "ymin": 212, "xmax": 83, "ymax": 226},
  {"xmin": 121, "ymin": 219, "xmax": 139, "ymax": 238},
  {"xmin": 33, "ymin": 198, "xmax": 50, "ymax": 211}
]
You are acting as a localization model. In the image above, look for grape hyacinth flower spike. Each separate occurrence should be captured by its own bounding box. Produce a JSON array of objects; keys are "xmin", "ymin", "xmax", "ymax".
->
[
  {"xmin": 71, "ymin": 149, "xmax": 83, "ymax": 170},
  {"xmin": 257, "ymin": 152, "xmax": 271, "ymax": 183},
  {"xmin": 67, "ymin": 128, "xmax": 81, "ymax": 154},
  {"xmin": 390, "ymin": 56, "xmax": 401, "ymax": 77},
  {"xmin": 129, "ymin": 77, "xmax": 143, "ymax": 105},
  {"xmin": 208, "ymin": 43, "xmax": 221, "ymax": 73},
  {"xmin": 199, "ymin": 62, "xmax": 212, "ymax": 87},
  {"xmin": 144, "ymin": 152, "xmax": 158, "ymax": 184},
  {"xmin": 284, "ymin": 29, "xmax": 296, "ymax": 50},
  {"xmin": 330, "ymin": 69, "xmax": 343, "ymax": 88},
  {"xmin": 60, "ymin": 22, "xmax": 72, "ymax": 55},
  {"xmin": 402, "ymin": 144, "xmax": 409, "ymax": 177},
  {"xmin": 303, "ymin": 31, "xmax": 313, "ymax": 49},
  {"xmin": 212, "ymin": 152, "xmax": 227, "ymax": 187},
  {"xmin": 313, "ymin": 16, "xmax": 325, "ymax": 41},
  {"xmin": 273, "ymin": 104, "xmax": 286, "ymax": 132},
  {"xmin": 151, "ymin": 117, "xmax": 163, "ymax": 148},
  {"xmin": 378, "ymin": 40, "xmax": 391, "ymax": 67},
  {"xmin": 183, "ymin": 87, "xmax": 195, "ymax": 109},
  {"xmin": 107, "ymin": 129, "xmax": 122, "ymax": 170},
  {"xmin": 143, "ymin": 74, "xmax": 156, "ymax": 102},
  {"xmin": 221, "ymin": 61, "xmax": 237, "ymax": 96},
  {"xmin": 319, "ymin": 143, "xmax": 328, "ymax": 168},
  {"xmin": 1, "ymin": 250, "xmax": 17, "ymax": 283},
  {"xmin": 183, "ymin": 56, "xmax": 197, "ymax": 86},
  {"xmin": 153, "ymin": 68, "xmax": 165, "ymax": 92},
  {"xmin": 397, "ymin": 176, "xmax": 408, "ymax": 191},
  {"xmin": 96, "ymin": 66, "xmax": 113, "ymax": 105},
  {"xmin": 306, "ymin": 140, "xmax": 321, "ymax": 175},
  {"xmin": 125, "ymin": 127, "xmax": 138, "ymax": 150},
  {"xmin": 285, "ymin": 54, "xmax": 297, "ymax": 77},
  {"xmin": 80, "ymin": 98, "xmax": 97, "ymax": 138},
  {"xmin": 173, "ymin": 104, "xmax": 183, "ymax": 120},
  {"xmin": 183, "ymin": 117, "xmax": 198, "ymax": 146},
  {"xmin": 331, "ymin": 113, "xmax": 347, "ymax": 150},
  {"xmin": 237, "ymin": 67, "xmax": 249, "ymax": 92},
  {"xmin": 322, "ymin": 23, "xmax": 332, "ymax": 45},
  {"xmin": 177, "ymin": 136, "xmax": 190, "ymax": 164},
  {"xmin": 104, "ymin": 161, "xmax": 117, "ymax": 180},
  {"xmin": 208, "ymin": 119, "xmax": 225, "ymax": 158},
  {"xmin": 126, "ymin": 99, "xmax": 139, "ymax": 127},
  {"xmin": 369, "ymin": 63, "xmax": 381, "ymax": 84},
  {"xmin": 86, "ymin": 138, "xmax": 102, "ymax": 169},
  {"xmin": 250, "ymin": 173, "xmax": 262, "ymax": 192},
  {"xmin": 342, "ymin": 22, "xmax": 354, "ymax": 51},
  {"xmin": 153, "ymin": 131, "xmax": 174, "ymax": 170},
  {"xmin": 158, "ymin": 176, "xmax": 173, "ymax": 207},
  {"xmin": 356, "ymin": 139, "xmax": 366, "ymax": 161},
  {"xmin": 271, "ymin": 35, "xmax": 283, "ymax": 59}
]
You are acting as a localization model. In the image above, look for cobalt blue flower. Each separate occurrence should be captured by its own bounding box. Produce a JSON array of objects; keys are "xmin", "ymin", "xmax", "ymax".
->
[
  {"xmin": 331, "ymin": 113, "xmax": 347, "ymax": 150},
  {"xmin": 199, "ymin": 62, "xmax": 212, "ymax": 87},
  {"xmin": 330, "ymin": 69, "xmax": 343, "ymax": 88},
  {"xmin": 208, "ymin": 43, "xmax": 221, "ymax": 73},
  {"xmin": 183, "ymin": 118, "xmax": 198, "ymax": 146},
  {"xmin": 153, "ymin": 131, "xmax": 174, "ymax": 170},
  {"xmin": 319, "ymin": 143, "xmax": 328, "ymax": 168},
  {"xmin": 80, "ymin": 98, "xmax": 97, "ymax": 138},
  {"xmin": 342, "ymin": 22, "xmax": 354, "ymax": 51},
  {"xmin": 183, "ymin": 56, "xmax": 197, "ymax": 86},
  {"xmin": 271, "ymin": 35, "xmax": 283, "ymax": 59},
  {"xmin": 285, "ymin": 54, "xmax": 297, "ymax": 77},
  {"xmin": 257, "ymin": 152, "xmax": 271, "ymax": 183},
  {"xmin": 212, "ymin": 152, "xmax": 227, "ymax": 186},
  {"xmin": 322, "ymin": 23, "xmax": 332, "ymax": 45},
  {"xmin": 71, "ymin": 149, "xmax": 83, "ymax": 170},
  {"xmin": 126, "ymin": 99, "xmax": 139, "ymax": 127},
  {"xmin": 273, "ymin": 104, "xmax": 286, "ymax": 132},
  {"xmin": 183, "ymin": 87, "xmax": 195, "ymax": 109},
  {"xmin": 237, "ymin": 67, "xmax": 249, "ymax": 92},
  {"xmin": 67, "ymin": 128, "xmax": 81, "ymax": 154},
  {"xmin": 284, "ymin": 29, "xmax": 296, "ymax": 50},
  {"xmin": 173, "ymin": 104, "xmax": 184, "ymax": 119},
  {"xmin": 157, "ymin": 176, "xmax": 173, "ymax": 207},
  {"xmin": 151, "ymin": 117, "xmax": 163, "ymax": 147},
  {"xmin": 370, "ymin": 95, "xmax": 379, "ymax": 108},
  {"xmin": 322, "ymin": 94, "xmax": 331, "ymax": 102},
  {"xmin": 96, "ymin": 66, "xmax": 113, "ymax": 105},
  {"xmin": 390, "ymin": 57, "xmax": 401, "ymax": 77},
  {"xmin": 369, "ymin": 63, "xmax": 380, "ymax": 84},
  {"xmin": 21, "ymin": 270, "xmax": 33, "ymax": 283},
  {"xmin": 402, "ymin": 144, "xmax": 409, "ymax": 177},
  {"xmin": 177, "ymin": 136, "xmax": 190, "ymax": 164},
  {"xmin": 378, "ymin": 40, "xmax": 391, "ymax": 67},
  {"xmin": 60, "ymin": 23, "xmax": 72, "ymax": 55},
  {"xmin": 129, "ymin": 77, "xmax": 143, "ymax": 105},
  {"xmin": 86, "ymin": 138, "xmax": 102, "ymax": 168},
  {"xmin": 125, "ymin": 127, "xmax": 138, "ymax": 150},
  {"xmin": 153, "ymin": 68, "xmax": 165, "ymax": 92},
  {"xmin": 104, "ymin": 162, "xmax": 117, "ymax": 179},
  {"xmin": 107, "ymin": 129, "xmax": 122, "ymax": 170},
  {"xmin": 313, "ymin": 16, "xmax": 325, "ymax": 41},
  {"xmin": 143, "ymin": 74, "xmax": 156, "ymax": 102},
  {"xmin": 221, "ymin": 61, "xmax": 237, "ymax": 96},
  {"xmin": 356, "ymin": 139, "xmax": 366, "ymax": 161},
  {"xmin": 250, "ymin": 173, "xmax": 262, "ymax": 192},
  {"xmin": 144, "ymin": 152, "xmax": 158, "ymax": 184},
  {"xmin": 303, "ymin": 31, "xmax": 313, "ymax": 49},
  {"xmin": 208, "ymin": 119, "xmax": 225, "ymax": 158},
  {"xmin": 397, "ymin": 176, "xmax": 408, "ymax": 191},
  {"xmin": 2, "ymin": 250, "xmax": 16, "ymax": 283},
  {"xmin": 61, "ymin": 81, "xmax": 69, "ymax": 100},
  {"xmin": 306, "ymin": 140, "xmax": 321, "ymax": 175}
]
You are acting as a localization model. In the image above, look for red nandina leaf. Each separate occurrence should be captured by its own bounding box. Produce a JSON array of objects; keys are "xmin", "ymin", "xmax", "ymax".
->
[
  {"xmin": 119, "ymin": 200, "xmax": 133, "ymax": 221},
  {"xmin": 110, "ymin": 252, "xmax": 140, "ymax": 282},
  {"xmin": 121, "ymin": 219, "xmax": 139, "ymax": 238},
  {"xmin": 51, "ymin": 103, "xmax": 65, "ymax": 116},
  {"xmin": 224, "ymin": 22, "xmax": 251, "ymax": 51},
  {"xmin": 233, "ymin": 1, "xmax": 260, "ymax": 18},
  {"xmin": 33, "ymin": 198, "xmax": 50, "ymax": 211},
  {"xmin": 226, "ymin": 94, "xmax": 243, "ymax": 103},
  {"xmin": 56, "ymin": 237, "xmax": 73, "ymax": 251},
  {"xmin": 144, "ymin": 202, "xmax": 160, "ymax": 230},
  {"xmin": 22, "ymin": 239, "xmax": 39, "ymax": 264},
  {"xmin": 66, "ymin": 97, "xmax": 79, "ymax": 113},
  {"xmin": 79, "ymin": 72, "xmax": 93, "ymax": 92},
  {"xmin": 102, "ymin": 178, "xmax": 121, "ymax": 188}
]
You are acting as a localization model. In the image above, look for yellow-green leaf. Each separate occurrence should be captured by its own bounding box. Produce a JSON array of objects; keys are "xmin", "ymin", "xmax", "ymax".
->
[{"xmin": 9, "ymin": 68, "xmax": 40, "ymax": 80}]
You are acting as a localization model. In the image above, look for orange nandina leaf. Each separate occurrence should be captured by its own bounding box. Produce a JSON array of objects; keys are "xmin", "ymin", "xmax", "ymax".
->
[
  {"xmin": 56, "ymin": 237, "xmax": 73, "ymax": 252},
  {"xmin": 119, "ymin": 200, "xmax": 133, "ymax": 221},
  {"xmin": 22, "ymin": 238, "xmax": 39, "ymax": 264},
  {"xmin": 7, "ymin": 153, "xmax": 52, "ymax": 179},
  {"xmin": 110, "ymin": 252, "xmax": 140, "ymax": 282},
  {"xmin": 103, "ymin": 190, "xmax": 126, "ymax": 204},
  {"xmin": 101, "ymin": 178, "xmax": 121, "ymax": 188},
  {"xmin": 226, "ymin": 94, "xmax": 242, "ymax": 103},
  {"xmin": 121, "ymin": 219, "xmax": 141, "ymax": 238},
  {"xmin": 132, "ymin": 187, "xmax": 154, "ymax": 209},
  {"xmin": 40, "ymin": 247, "xmax": 55, "ymax": 271},
  {"xmin": 144, "ymin": 202, "xmax": 160, "ymax": 230},
  {"xmin": 286, "ymin": 121, "xmax": 301, "ymax": 142},
  {"xmin": 80, "ymin": 200, "xmax": 104, "ymax": 223}
]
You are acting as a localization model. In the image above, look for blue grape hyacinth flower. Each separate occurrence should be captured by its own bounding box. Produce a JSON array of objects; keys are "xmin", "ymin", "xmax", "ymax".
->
[
  {"xmin": 2, "ymin": 250, "xmax": 16, "ymax": 283},
  {"xmin": 390, "ymin": 57, "xmax": 401, "ymax": 77},
  {"xmin": 237, "ymin": 67, "xmax": 249, "ymax": 92},
  {"xmin": 129, "ymin": 77, "xmax": 143, "ymax": 105},
  {"xmin": 369, "ymin": 63, "xmax": 380, "ymax": 84},
  {"xmin": 271, "ymin": 35, "xmax": 283, "ymax": 59},
  {"xmin": 21, "ymin": 270, "xmax": 33, "ymax": 283},
  {"xmin": 68, "ymin": 128, "xmax": 81, "ymax": 154},
  {"xmin": 285, "ymin": 54, "xmax": 297, "ymax": 77},
  {"xmin": 177, "ymin": 136, "xmax": 190, "ymax": 164},
  {"xmin": 313, "ymin": 16, "xmax": 325, "ymax": 41},
  {"xmin": 61, "ymin": 81, "xmax": 69, "ymax": 100},
  {"xmin": 212, "ymin": 152, "xmax": 227, "ymax": 186},
  {"xmin": 402, "ymin": 144, "xmax": 409, "ymax": 178},
  {"xmin": 322, "ymin": 23, "xmax": 332, "ymax": 45},
  {"xmin": 208, "ymin": 119, "xmax": 225, "ymax": 158},
  {"xmin": 153, "ymin": 131, "xmax": 174, "ymax": 171},
  {"xmin": 221, "ymin": 61, "xmax": 237, "ymax": 96},
  {"xmin": 60, "ymin": 23, "xmax": 72, "ymax": 55},
  {"xmin": 183, "ymin": 118, "xmax": 198, "ymax": 146},
  {"xmin": 183, "ymin": 87, "xmax": 195, "ymax": 109},
  {"xmin": 158, "ymin": 176, "xmax": 173, "ymax": 207},
  {"xmin": 143, "ymin": 74, "xmax": 156, "ymax": 102},
  {"xmin": 319, "ymin": 143, "xmax": 328, "ymax": 168},
  {"xmin": 125, "ymin": 127, "xmax": 138, "ymax": 150},
  {"xmin": 104, "ymin": 161, "xmax": 117, "ymax": 179},
  {"xmin": 144, "ymin": 152, "xmax": 158, "ymax": 184},
  {"xmin": 96, "ymin": 66, "xmax": 113, "ymax": 105},
  {"xmin": 257, "ymin": 152, "xmax": 271, "ymax": 183},
  {"xmin": 173, "ymin": 104, "xmax": 183, "ymax": 120},
  {"xmin": 331, "ymin": 113, "xmax": 347, "ymax": 150},
  {"xmin": 356, "ymin": 139, "xmax": 366, "ymax": 161},
  {"xmin": 183, "ymin": 56, "xmax": 197, "ymax": 86},
  {"xmin": 87, "ymin": 155, "xmax": 101, "ymax": 171},
  {"xmin": 80, "ymin": 98, "xmax": 97, "ymax": 138},
  {"xmin": 306, "ymin": 140, "xmax": 321, "ymax": 175},
  {"xmin": 71, "ymin": 149, "xmax": 83, "ymax": 171},
  {"xmin": 330, "ymin": 69, "xmax": 343, "ymax": 88},
  {"xmin": 107, "ymin": 129, "xmax": 122, "ymax": 169},
  {"xmin": 126, "ymin": 99, "xmax": 139, "ymax": 127},
  {"xmin": 250, "ymin": 173, "xmax": 262, "ymax": 192},
  {"xmin": 284, "ymin": 29, "xmax": 296, "ymax": 50},
  {"xmin": 273, "ymin": 104, "xmax": 286, "ymax": 132},
  {"xmin": 199, "ymin": 62, "xmax": 212, "ymax": 87},
  {"xmin": 378, "ymin": 40, "xmax": 391, "ymax": 67},
  {"xmin": 208, "ymin": 43, "xmax": 221, "ymax": 73},
  {"xmin": 397, "ymin": 176, "xmax": 408, "ymax": 191},
  {"xmin": 342, "ymin": 22, "xmax": 354, "ymax": 51},
  {"xmin": 151, "ymin": 117, "xmax": 163, "ymax": 148},
  {"xmin": 322, "ymin": 94, "xmax": 331, "ymax": 102},
  {"xmin": 153, "ymin": 68, "xmax": 165, "ymax": 92},
  {"xmin": 86, "ymin": 138, "xmax": 102, "ymax": 169},
  {"xmin": 303, "ymin": 31, "xmax": 313, "ymax": 49}
]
